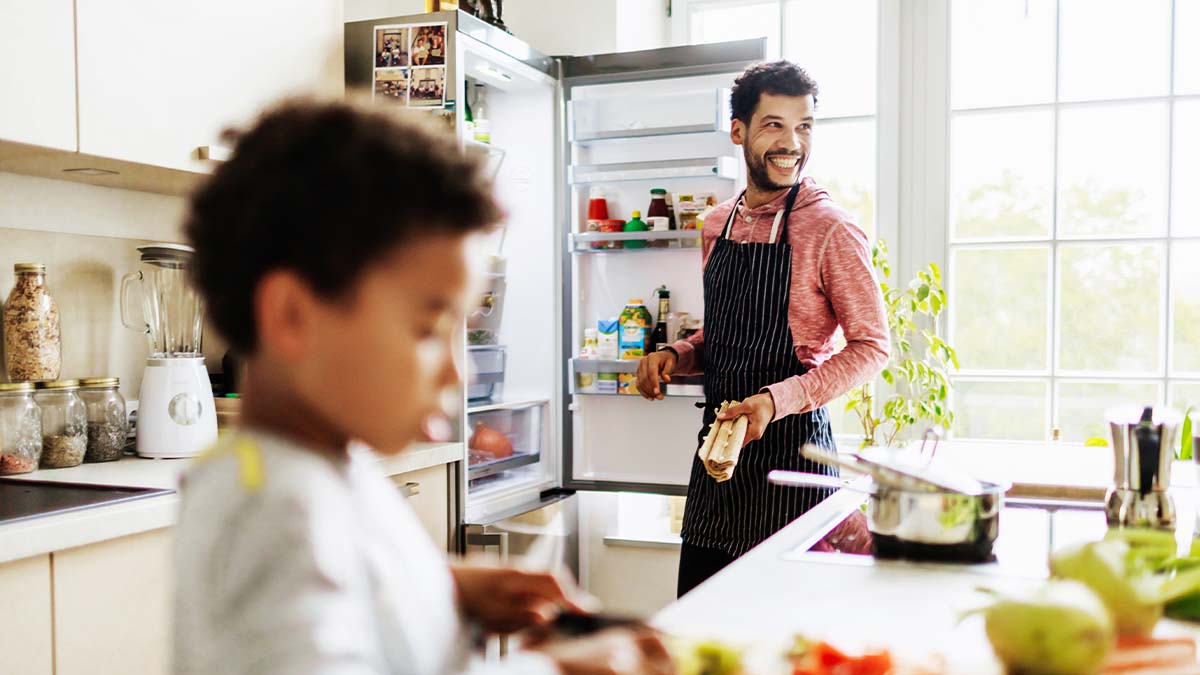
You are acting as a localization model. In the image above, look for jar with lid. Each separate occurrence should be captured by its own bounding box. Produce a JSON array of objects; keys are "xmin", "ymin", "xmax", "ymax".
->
[
  {"xmin": 35, "ymin": 380, "xmax": 86, "ymax": 469},
  {"xmin": 79, "ymin": 378, "xmax": 127, "ymax": 462},
  {"xmin": 3, "ymin": 263, "xmax": 62, "ymax": 382},
  {"xmin": 0, "ymin": 382, "xmax": 42, "ymax": 475}
]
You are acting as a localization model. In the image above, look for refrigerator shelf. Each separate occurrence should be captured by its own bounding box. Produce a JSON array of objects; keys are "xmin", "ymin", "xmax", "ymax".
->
[
  {"xmin": 467, "ymin": 451, "xmax": 541, "ymax": 480},
  {"xmin": 571, "ymin": 124, "xmax": 729, "ymax": 144},
  {"xmin": 570, "ymin": 230, "xmax": 703, "ymax": 253},
  {"xmin": 568, "ymin": 88, "xmax": 732, "ymax": 144},
  {"xmin": 574, "ymin": 388, "xmax": 705, "ymax": 399},
  {"xmin": 568, "ymin": 156, "xmax": 738, "ymax": 184},
  {"xmin": 467, "ymin": 396, "xmax": 551, "ymax": 414},
  {"xmin": 571, "ymin": 358, "xmax": 637, "ymax": 373}
]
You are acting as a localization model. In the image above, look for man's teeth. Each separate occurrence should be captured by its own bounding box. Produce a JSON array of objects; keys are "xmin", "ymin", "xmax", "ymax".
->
[{"xmin": 768, "ymin": 156, "xmax": 799, "ymax": 168}]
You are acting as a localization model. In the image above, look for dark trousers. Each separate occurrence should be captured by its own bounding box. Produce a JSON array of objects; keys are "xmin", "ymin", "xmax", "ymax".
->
[{"xmin": 677, "ymin": 542, "xmax": 737, "ymax": 598}]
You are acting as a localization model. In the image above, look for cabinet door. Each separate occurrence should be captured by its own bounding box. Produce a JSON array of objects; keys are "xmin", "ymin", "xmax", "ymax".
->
[
  {"xmin": 53, "ymin": 529, "xmax": 172, "ymax": 675},
  {"xmin": 0, "ymin": 0, "xmax": 76, "ymax": 150},
  {"xmin": 75, "ymin": 0, "xmax": 343, "ymax": 172},
  {"xmin": 392, "ymin": 463, "xmax": 452, "ymax": 552},
  {"xmin": 0, "ymin": 554, "xmax": 53, "ymax": 675}
]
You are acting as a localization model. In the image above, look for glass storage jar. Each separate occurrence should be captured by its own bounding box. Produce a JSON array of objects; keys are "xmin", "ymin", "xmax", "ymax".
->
[
  {"xmin": 79, "ymin": 378, "xmax": 127, "ymax": 462},
  {"xmin": 35, "ymin": 380, "xmax": 86, "ymax": 469},
  {"xmin": 0, "ymin": 382, "xmax": 42, "ymax": 475},
  {"xmin": 3, "ymin": 263, "xmax": 62, "ymax": 382}
]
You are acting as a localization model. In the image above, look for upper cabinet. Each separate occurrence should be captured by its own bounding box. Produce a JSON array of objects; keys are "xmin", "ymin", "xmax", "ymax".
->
[
  {"xmin": 0, "ymin": 0, "xmax": 77, "ymax": 151},
  {"xmin": 75, "ymin": 0, "xmax": 344, "ymax": 173}
]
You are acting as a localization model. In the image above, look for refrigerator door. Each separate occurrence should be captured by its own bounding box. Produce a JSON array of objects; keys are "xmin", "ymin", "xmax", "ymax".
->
[{"xmin": 559, "ymin": 40, "xmax": 766, "ymax": 496}]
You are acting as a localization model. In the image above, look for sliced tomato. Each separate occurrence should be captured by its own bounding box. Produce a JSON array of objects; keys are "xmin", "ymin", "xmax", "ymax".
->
[
  {"xmin": 853, "ymin": 652, "xmax": 894, "ymax": 675},
  {"xmin": 813, "ymin": 641, "xmax": 853, "ymax": 667}
]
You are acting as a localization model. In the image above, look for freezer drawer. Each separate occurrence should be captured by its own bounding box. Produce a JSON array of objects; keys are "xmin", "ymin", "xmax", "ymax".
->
[
  {"xmin": 464, "ymin": 491, "xmax": 578, "ymax": 580},
  {"xmin": 467, "ymin": 400, "xmax": 547, "ymax": 486}
]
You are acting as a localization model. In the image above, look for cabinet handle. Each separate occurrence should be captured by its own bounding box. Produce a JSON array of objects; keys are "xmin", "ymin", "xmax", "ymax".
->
[
  {"xmin": 399, "ymin": 481, "xmax": 421, "ymax": 498},
  {"xmin": 197, "ymin": 145, "xmax": 233, "ymax": 161}
]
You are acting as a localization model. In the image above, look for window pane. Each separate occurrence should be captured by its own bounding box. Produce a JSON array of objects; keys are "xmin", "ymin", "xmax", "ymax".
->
[
  {"xmin": 1173, "ymin": 100, "xmax": 1200, "ymax": 236},
  {"xmin": 953, "ymin": 380, "xmax": 1048, "ymax": 440},
  {"xmin": 950, "ymin": 110, "xmax": 1053, "ymax": 240},
  {"xmin": 950, "ymin": 0, "xmax": 1055, "ymax": 109},
  {"xmin": 783, "ymin": 0, "xmax": 877, "ymax": 118},
  {"xmin": 805, "ymin": 118, "xmax": 876, "ymax": 238},
  {"xmin": 828, "ymin": 393, "xmax": 864, "ymax": 440},
  {"xmin": 1057, "ymin": 381, "xmax": 1162, "ymax": 442},
  {"xmin": 690, "ymin": 1, "xmax": 780, "ymax": 60},
  {"xmin": 1057, "ymin": 103, "xmax": 1169, "ymax": 237},
  {"xmin": 1059, "ymin": 0, "xmax": 1171, "ymax": 101},
  {"xmin": 1174, "ymin": 242, "xmax": 1200, "ymax": 374},
  {"xmin": 1058, "ymin": 243, "xmax": 1164, "ymax": 374},
  {"xmin": 952, "ymin": 247, "xmax": 1049, "ymax": 371},
  {"xmin": 1170, "ymin": 382, "xmax": 1200, "ymax": 413},
  {"xmin": 1177, "ymin": 0, "xmax": 1200, "ymax": 94}
]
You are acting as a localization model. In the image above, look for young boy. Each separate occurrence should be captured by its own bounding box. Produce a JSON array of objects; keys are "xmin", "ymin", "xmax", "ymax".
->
[{"xmin": 174, "ymin": 99, "xmax": 672, "ymax": 675}]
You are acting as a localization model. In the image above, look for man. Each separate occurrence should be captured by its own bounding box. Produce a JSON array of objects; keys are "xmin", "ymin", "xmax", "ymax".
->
[{"xmin": 635, "ymin": 61, "xmax": 889, "ymax": 597}]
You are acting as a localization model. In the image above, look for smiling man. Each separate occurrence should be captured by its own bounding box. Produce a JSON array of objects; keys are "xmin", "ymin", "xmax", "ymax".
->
[{"xmin": 634, "ymin": 61, "xmax": 890, "ymax": 596}]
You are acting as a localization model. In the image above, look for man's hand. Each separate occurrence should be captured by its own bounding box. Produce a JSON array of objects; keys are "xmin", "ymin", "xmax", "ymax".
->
[
  {"xmin": 717, "ymin": 392, "xmax": 776, "ymax": 446},
  {"xmin": 534, "ymin": 627, "xmax": 675, "ymax": 675},
  {"xmin": 635, "ymin": 350, "xmax": 677, "ymax": 400},
  {"xmin": 451, "ymin": 566, "xmax": 586, "ymax": 635}
]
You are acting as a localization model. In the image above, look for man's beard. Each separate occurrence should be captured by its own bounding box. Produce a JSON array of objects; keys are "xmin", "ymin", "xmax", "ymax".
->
[{"xmin": 744, "ymin": 145, "xmax": 805, "ymax": 192}]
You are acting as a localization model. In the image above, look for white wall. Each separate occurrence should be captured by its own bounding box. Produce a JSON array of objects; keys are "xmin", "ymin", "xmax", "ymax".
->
[
  {"xmin": 615, "ymin": 0, "xmax": 670, "ymax": 53},
  {"xmin": 0, "ymin": 172, "xmax": 224, "ymax": 400}
]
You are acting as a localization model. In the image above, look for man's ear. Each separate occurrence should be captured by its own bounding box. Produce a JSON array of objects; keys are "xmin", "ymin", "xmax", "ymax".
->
[{"xmin": 731, "ymin": 118, "xmax": 746, "ymax": 147}]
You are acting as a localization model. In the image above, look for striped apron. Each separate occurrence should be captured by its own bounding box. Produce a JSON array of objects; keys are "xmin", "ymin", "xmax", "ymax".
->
[{"xmin": 679, "ymin": 183, "xmax": 838, "ymax": 561}]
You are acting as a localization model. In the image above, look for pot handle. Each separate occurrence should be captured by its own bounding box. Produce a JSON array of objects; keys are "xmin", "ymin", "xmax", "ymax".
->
[
  {"xmin": 920, "ymin": 426, "xmax": 943, "ymax": 460},
  {"xmin": 120, "ymin": 271, "xmax": 149, "ymax": 334}
]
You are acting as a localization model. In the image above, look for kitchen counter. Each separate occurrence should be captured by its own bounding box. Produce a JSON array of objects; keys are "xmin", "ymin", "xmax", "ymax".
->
[
  {"xmin": 654, "ymin": 474, "xmax": 1200, "ymax": 673},
  {"xmin": 0, "ymin": 441, "xmax": 464, "ymax": 563}
]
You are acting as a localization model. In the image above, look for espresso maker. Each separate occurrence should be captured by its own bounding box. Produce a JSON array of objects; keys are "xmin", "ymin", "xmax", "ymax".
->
[{"xmin": 1105, "ymin": 406, "xmax": 1183, "ymax": 529}]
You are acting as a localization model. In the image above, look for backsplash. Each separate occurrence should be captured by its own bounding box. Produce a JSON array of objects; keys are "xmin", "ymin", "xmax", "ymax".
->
[{"xmin": 0, "ymin": 172, "xmax": 225, "ymax": 401}]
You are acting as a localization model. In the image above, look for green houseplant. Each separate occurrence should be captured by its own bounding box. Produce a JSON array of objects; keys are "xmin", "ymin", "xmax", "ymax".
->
[{"xmin": 844, "ymin": 240, "xmax": 960, "ymax": 448}]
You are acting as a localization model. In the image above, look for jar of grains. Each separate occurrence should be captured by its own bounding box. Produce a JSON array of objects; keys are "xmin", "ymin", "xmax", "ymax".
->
[
  {"xmin": 79, "ymin": 378, "xmax": 127, "ymax": 462},
  {"xmin": 0, "ymin": 382, "xmax": 42, "ymax": 475},
  {"xmin": 35, "ymin": 380, "xmax": 86, "ymax": 469},
  {"xmin": 3, "ymin": 263, "xmax": 62, "ymax": 382}
]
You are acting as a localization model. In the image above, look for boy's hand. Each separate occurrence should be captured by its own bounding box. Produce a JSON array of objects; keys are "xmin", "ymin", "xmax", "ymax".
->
[
  {"xmin": 451, "ymin": 566, "xmax": 587, "ymax": 634},
  {"xmin": 636, "ymin": 350, "xmax": 677, "ymax": 400},
  {"xmin": 535, "ymin": 627, "xmax": 675, "ymax": 675}
]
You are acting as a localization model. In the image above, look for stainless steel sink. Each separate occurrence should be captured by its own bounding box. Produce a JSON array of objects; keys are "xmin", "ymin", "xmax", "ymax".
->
[{"xmin": 0, "ymin": 478, "xmax": 173, "ymax": 525}]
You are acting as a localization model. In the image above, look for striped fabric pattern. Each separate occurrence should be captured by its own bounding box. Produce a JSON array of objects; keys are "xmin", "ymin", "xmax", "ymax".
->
[{"xmin": 680, "ymin": 190, "xmax": 837, "ymax": 559}]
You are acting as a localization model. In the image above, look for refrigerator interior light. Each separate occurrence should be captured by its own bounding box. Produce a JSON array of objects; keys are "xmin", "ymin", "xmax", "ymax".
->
[{"xmin": 476, "ymin": 63, "xmax": 513, "ymax": 82}]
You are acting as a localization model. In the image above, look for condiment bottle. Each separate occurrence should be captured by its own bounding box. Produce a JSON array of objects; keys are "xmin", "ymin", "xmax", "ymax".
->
[{"xmin": 624, "ymin": 211, "xmax": 649, "ymax": 249}]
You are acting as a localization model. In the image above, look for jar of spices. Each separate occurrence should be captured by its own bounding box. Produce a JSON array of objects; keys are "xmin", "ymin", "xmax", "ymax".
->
[
  {"xmin": 3, "ymin": 263, "xmax": 62, "ymax": 382},
  {"xmin": 35, "ymin": 380, "xmax": 86, "ymax": 469},
  {"xmin": 79, "ymin": 378, "xmax": 127, "ymax": 463},
  {"xmin": 0, "ymin": 382, "xmax": 42, "ymax": 475}
]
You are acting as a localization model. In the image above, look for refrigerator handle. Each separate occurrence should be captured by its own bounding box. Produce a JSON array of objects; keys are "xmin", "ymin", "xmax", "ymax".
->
[{"xmin": 465, "ymin": 530, "xmax": 510, "ymax": 561}]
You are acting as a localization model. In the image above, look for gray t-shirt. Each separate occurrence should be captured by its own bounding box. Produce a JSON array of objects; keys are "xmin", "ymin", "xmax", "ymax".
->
[{"xmin": 173, "ymin": 430, "xmax": 557, "ymax": 675}]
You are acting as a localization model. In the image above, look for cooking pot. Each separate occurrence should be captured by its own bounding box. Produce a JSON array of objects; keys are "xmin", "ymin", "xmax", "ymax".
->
[{"xmin": 769, "ymin": 442, "xmax": 1011, "ymax": 563}]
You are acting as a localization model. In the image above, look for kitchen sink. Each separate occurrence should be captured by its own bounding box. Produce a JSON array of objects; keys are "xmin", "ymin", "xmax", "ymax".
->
[{"xmin": 0, "ymin": 478, "xmax": 173, "ymax": 526}]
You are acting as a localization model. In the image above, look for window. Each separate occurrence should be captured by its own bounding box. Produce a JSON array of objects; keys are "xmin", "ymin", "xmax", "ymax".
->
[
  {"xmin": 947, "ymin": 0, "xmax": 1200, "ymax": 442},
  {"xmin": 677, "ymin": 0, "xmax": 880, "ymax": 439}
]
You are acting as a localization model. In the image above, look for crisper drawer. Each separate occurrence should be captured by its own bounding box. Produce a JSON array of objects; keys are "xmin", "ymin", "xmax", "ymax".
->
[
  {"xmin": 569, "ymin": 88, "xmax": 731, "ymax": 142},
  {"xmin": 467, "ymin": 400, "xmax": 547, "ymax": 486}
]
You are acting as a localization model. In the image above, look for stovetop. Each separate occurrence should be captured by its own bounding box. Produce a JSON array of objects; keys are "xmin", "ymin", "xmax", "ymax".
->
[{"xmin": 0, "ymin": 478, "xmax": 173, "ymax": 526}]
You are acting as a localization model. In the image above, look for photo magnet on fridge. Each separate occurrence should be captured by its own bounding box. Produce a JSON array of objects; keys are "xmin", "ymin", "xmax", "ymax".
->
[{"xmin": 409, "ymin": 66, "xmax": 447, "ymax": 108}]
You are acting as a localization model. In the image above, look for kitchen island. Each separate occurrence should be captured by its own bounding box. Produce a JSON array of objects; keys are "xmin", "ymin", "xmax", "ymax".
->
[{"xmin": 655, "ymin": 449, "xmax": 1200, "ymax": 673}]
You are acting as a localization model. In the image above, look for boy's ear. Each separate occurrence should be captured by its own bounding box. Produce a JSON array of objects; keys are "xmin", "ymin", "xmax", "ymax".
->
[{"xmin": 254, "ymin": 270, "xmax": 312, "ymax": 362}]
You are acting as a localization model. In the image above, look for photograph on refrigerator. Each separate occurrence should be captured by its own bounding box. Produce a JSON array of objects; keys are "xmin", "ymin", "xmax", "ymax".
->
[
  {"xmin": 408, "ymin": 66, "xmax": 446, "ymax": 108},
  {"xmin": 374, "ymin": 26, "xmax": 409, "ymax": 68},
  {"xmin": 411, "ymin": 23, "xmax": 447, "ymax": 66},
  {"xmin": 373, "ymin": 68, "xmax": 408, "ymax": 105}
]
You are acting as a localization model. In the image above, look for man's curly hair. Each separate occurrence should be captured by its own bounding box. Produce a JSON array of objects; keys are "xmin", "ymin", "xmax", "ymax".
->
[{"xmin": 730, "ymin": 61, "xmax": 820, "ymax": 125}]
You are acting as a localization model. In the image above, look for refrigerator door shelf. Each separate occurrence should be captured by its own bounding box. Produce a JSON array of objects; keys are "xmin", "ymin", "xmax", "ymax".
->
[
  {"xmin": 568, "ymin": 156, "xmax": 739, "ymax": 184},
  {"xmin": 569, "ymin": 88, "xmax": 732, "ymax": 143}
]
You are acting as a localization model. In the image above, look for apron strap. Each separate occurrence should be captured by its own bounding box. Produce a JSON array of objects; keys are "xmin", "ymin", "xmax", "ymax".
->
[{"xmin": 724, "ymin": 183, "xmax": 804, "ymax": 244}]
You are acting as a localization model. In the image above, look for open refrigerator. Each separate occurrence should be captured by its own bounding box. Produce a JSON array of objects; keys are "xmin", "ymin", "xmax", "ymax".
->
[{"xmin": 345, "ymin": 12, "xmax": 764, "ymax": 565}]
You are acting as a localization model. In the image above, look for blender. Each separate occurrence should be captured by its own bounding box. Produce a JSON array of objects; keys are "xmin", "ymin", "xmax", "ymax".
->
[{"xmin": 121, "ymin": 244, "xmax": 216, "ymax": 458}]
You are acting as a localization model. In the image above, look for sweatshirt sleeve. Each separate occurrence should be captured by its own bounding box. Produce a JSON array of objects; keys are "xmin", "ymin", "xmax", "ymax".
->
[{"xmin": 765, "ymin": 221, "xmax": 890, "ymax": 419}]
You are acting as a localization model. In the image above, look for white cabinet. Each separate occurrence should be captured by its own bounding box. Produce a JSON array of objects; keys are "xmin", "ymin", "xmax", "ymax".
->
[
  {"xmin": 53, "ymin": 529, "xmax": 172, "ymax": 675},
  {"xmin": 392, "ymin": 463, "xmax": 453, "ymax": 552},
  {"xmin": 75, "ymin": 0, "xmax": 343, "ymax": 173},
  {"xmin": 0, "ymin": 0, "xmax": 76, "ymax": 151},
  {"xmin": 0, "ymin": 554, "xmax": 54, "ymax": 675}
]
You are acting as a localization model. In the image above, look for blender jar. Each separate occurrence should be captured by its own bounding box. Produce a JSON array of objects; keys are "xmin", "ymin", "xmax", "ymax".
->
[{"xmin": 121, "ymin": 244, "xmax": 204, "ymax": 357}]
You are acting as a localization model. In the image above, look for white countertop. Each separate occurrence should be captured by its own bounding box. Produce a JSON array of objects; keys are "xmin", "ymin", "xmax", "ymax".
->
[
  {"xmin": 0, "ymin": 441, "xmax": 464, "ymax": 564},
  {"xmin": 654, "ymin": 479, "xmax": 1200, "ymax": 673}
]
